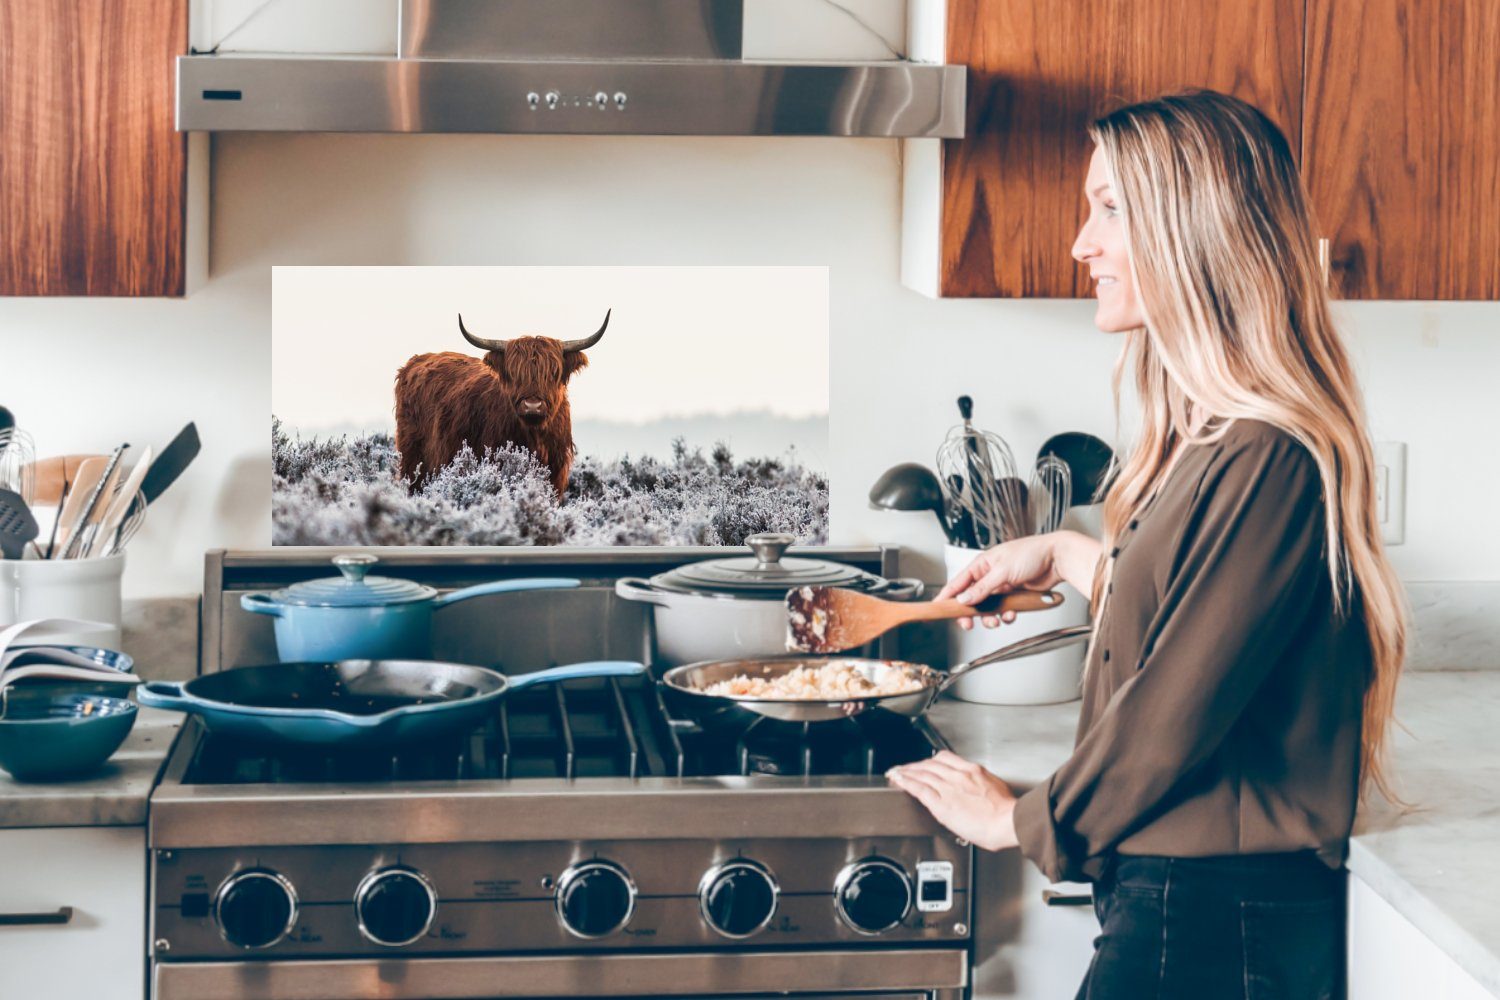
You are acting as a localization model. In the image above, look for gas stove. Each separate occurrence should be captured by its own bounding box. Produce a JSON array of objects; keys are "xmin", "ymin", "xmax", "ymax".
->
[{"xmin": 149, "ymin": 548, "xmax": 972, "ymax": 1000}]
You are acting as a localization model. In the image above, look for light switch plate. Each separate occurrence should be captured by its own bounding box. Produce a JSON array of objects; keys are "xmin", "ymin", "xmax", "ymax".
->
[{"xmin": 1373, "ymin": 441, "xmax": 1406, "ymax": 545}]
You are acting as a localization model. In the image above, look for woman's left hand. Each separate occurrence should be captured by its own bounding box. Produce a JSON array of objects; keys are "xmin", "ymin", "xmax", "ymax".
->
[{"xmin": 887, "ymin": 751, "xmax": 1020, "ymax": 852}]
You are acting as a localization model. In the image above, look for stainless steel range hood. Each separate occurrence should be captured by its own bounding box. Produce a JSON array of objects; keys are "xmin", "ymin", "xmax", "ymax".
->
[{"xmin": 176, "ymin": 0, "xmax": 966, "ymax": 138}]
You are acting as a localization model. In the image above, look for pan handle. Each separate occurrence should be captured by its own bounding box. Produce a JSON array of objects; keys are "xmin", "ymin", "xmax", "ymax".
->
[
  {"xmin": 614, "ymin": 578, "xmax": 670, "ymax": 606},
  {"xmin": 505, "ymin": 660, "xmax": 648, "ymax": 691},
  {"xmin": 135, "ymin": 681, "xmax": 196, "ymax": 713},
  {"xmin": 875, "ymin": 577, "xmax": 926, "ymax": 601},
  {"xmin": 938, "ymin": 624, "xmax": 1094, "ymax": 693},
  {"xmin": 433, "ymin": 577, "xmax": 581, "ymax": 608},
  {"xmin": 240, "ymin": 593, "xmax": 284, "ymax": 618}
]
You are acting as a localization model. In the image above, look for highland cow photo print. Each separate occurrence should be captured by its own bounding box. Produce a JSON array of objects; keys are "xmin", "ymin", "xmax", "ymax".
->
[{"xmin": 271, "ymin": 266, "xmax": 830, "ymax": 546}]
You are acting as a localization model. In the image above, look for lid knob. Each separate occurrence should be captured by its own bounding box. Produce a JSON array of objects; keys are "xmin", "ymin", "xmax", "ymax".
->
[
  {"xmin": 332, "ymin": 553, "xmax": 379, "ymax": 583},
  {"xmin": 745, "ymin": 533, "xmax": 795, "ymax": 567}
]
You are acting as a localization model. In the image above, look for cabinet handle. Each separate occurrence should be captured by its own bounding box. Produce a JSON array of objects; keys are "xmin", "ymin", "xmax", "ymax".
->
[
  {"xmin": 1041, "ymin": 889, "xmax": 1092, "ymax": 907},
  {"xmin": 1317, "ymin": 237, "xmax": 1331, "ymax": 289},
  {"xmin": 0, "ymin": 906, "xmax": 73, "ymax": 926}
]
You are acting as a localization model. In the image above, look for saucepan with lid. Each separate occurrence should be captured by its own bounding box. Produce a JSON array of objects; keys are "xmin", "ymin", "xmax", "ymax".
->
[
  {"xmin": 660, "ymin": 624, "xmax": 1092, "ymax": 727},
  {"xmin": 241, "ymin": 553, "xmax": 581, "ymax": 662},
  {"xmin": 615, "ymin": 533, "xmax": 924, "ymax": 667}
]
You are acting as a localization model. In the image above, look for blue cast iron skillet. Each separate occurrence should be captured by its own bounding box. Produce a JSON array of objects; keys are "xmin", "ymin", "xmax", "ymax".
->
[{"xmin": 136, "ymin": 659, "xmax": 645, "ymax": 748}]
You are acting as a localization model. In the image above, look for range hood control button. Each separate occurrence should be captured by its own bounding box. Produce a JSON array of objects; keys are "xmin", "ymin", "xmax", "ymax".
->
[
  {"xmin": 834, "ymin": 858, "xmax": 913, "ymax": 935},
  {"xmin": 526, "ymin": 92, "xmax": 539, "ymax": 110},
  {"xmin": 355, "ymin": 867, "xmax": 437, "ymax": 947},
  {"xmin": 214, "ymin": 869, "xmax": 297, "ymax": 950},
  {"xmin": 555, "ymin": 860, "xmax": 636, "ymax": 938},
  {"xmin": 544, "ymin": 91, "xmax": 560, "ymax": 110},
  {"xmin": 699, "ymin": 860, "xmax": 779, "ymax": 938},
  {"xmin": 613, "ymin": 92, "xmax": 628, "ymax": 109}
]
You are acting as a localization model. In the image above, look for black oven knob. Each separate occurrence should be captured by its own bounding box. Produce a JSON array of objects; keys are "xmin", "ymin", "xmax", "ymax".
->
[
  {"xmin": 699, "ymin": 860, "xmax": 779, "ymax": 938},
  {"xmin": 555, "ymin": 860, "xmax": 636, "ymax": 938},
  {"xmin": 214, "ymin": 869, "xmax": 297, "ymax": 950},
  {"xmin": 834, "ymin": 858, "xmax": 913, "ymax": 935},
  {"xmin": 355, "ymin": 867, "xmax": 437, "ymax": 947}
]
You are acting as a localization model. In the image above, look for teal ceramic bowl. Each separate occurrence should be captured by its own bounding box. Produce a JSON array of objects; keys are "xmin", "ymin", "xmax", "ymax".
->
[{"xmin": 0, "ymin": 693, "xmax": 138, "ymax": 781}]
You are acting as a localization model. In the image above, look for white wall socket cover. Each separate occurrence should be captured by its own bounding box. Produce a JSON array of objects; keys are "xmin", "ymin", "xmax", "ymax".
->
[{"xmin": 1373, "ymin": 441, "xmax": 1406, "ymax": 546}]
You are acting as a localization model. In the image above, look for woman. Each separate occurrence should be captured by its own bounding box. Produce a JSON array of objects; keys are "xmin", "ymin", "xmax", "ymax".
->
[{"xmin": 887, "ymin": 90, "xmax": 1406, "ymax": 999}]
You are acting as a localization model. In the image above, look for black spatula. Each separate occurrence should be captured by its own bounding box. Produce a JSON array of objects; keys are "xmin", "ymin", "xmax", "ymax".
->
[{"xmin": 139, "ymin": 422, "xmax": 200, "ymax": 506}]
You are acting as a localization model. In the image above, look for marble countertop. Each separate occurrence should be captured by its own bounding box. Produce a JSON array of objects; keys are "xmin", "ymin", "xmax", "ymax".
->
[
  {"xmin": 0, "ymin": 706, "xmax": 180, "ymax": 829},
  {"xmin": 926, "ymin": 670, "xmax": 1500, "ymax": 995}
]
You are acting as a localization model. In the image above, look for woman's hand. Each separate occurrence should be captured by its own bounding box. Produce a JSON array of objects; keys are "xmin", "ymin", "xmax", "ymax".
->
[
  {"xmin": 938, "ymin": 530, "xmax": 1103, "ymax": 630},
  {"xmin": 887, "ymin": 751, "xmax": 1019, "ymax": 852},
  {"xmin": 938, "ymin": 534, "xmax": 1065, "ymax": 630}
]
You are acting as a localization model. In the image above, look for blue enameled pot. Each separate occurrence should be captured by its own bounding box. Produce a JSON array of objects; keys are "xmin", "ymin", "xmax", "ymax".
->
[{"xmin": 240, "ymin": 554, "xmax": 579, "ymax": 662}]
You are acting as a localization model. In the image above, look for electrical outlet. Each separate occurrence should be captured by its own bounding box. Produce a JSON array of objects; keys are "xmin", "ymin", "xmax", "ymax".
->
[{"xmin": 1373, "ymin": 442, "xmax": 1406, "ymax": 545}]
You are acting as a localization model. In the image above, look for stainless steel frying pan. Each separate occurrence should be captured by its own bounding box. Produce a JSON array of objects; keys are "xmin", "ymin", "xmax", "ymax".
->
[{"xmin": 660, "ymin": 624, "xmax": 1092, "ymax": 725}]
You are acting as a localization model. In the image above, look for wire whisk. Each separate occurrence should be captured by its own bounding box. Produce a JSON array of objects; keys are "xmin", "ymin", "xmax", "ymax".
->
[
  {"xmin": 937, "ymin": 396, "xmax": 1027, "ymax": 547},
  {"xmin": 1028, "ymin": 454, "xmax": 1072, "ymax": 535}
]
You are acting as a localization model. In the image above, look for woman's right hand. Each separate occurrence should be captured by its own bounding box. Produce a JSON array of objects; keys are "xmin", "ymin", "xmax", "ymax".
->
[{"xmin": 937, "ymin": 533, "xmax": 1069, "ymax": 631}]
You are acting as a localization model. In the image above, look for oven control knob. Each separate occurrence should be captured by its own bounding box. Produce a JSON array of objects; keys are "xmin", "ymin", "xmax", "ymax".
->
[
  {"xmin": 555, "ymin": 860, "xmax": 636, "ymax": 938},
  {"xmin": 214, "ymin": 869, "xmax": 297, "ymax": 950},
  {"xmin": 834, "ymin": 858, "xmax": 912, "ymax": 935},
  {"xmin": 699, "ymin": 860, "xmax": 779, "ymax": 938},
  {"xmin": 355, "ymin": 867, "xmax": 437, "ymax": 947}
]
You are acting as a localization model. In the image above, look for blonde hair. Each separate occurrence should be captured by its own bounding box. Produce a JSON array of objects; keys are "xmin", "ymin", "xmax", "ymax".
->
[{"xmin": 1086, "ymin": 90, "xmax": 1407, "ymax": 800}]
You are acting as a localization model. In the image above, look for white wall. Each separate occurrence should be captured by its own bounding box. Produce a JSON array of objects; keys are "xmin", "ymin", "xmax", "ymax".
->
[{"xmin": 2, "ymin": 132, "xmax": 1496, "ymax": 597}]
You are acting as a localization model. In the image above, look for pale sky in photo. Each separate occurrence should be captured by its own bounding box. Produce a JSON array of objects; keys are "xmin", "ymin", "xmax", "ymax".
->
[{"xmin": 272, "ymin": 265, "xmax": 829, "ymax": 432}]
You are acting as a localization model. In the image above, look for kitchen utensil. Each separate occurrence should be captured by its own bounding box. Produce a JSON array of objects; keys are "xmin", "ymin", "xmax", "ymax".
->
[
  {"xmin": 785, "ymin": 584, "xmax": 1065, "ymax": 654},
  {"xmin": 136, "ymin": 659, "xmax": 646, "ymax": 747},
  {"xmin": 0, "ymin": 488, "xmax": 39, "ymax": 559},
  {"xmin": 82, "ymin": 447, "xmax": 152, "ymax": 558},
  {"xmin": 0, "ymin": 427, "xmax": 37, "ymax": 509},
  {"xmin": 60, "ymin": 443, "xmax": 127, "ymax": 560},
  {"xmin": 614, "ymin": 533, "xmax": 924, "ymax": 668},
  {"xmin": 660, "ymin": 624, "xmax": 1093, "ymax": 726},
  {"xmin": 0, "ymin": 691, "xmax": 137, "ymax": 780},
  {"xmin": 1037, "ymin": 432, "xmax": 1116, "ymax": 506},
  {"xmin": 944, "ymin": 474, "xmax": 978, "ymax": 549},
  {"xmin": 50, "ymin": 457, "xmax": 106, "ymax": 558},
  {"xmin": 994, "ymin": 476, "xmax": 1029, "ymax": 538},
  {"xmin": 139, "ymin": 421, "xmax": 200, "ymax": 506},
  {"xmin": 102, "ymin": 491, "xmax": 147, "ymax": 557},
  {"xmin": 240, "ymin": 553, "xmax": 582, "ymax": 662},
  {"xmin": 867, "ymin": 463, "xmax": 954, "ymax": 543},
  {"xmin": 937, "ymin": 396, "xmax": 1022, "ymax": 547},
  {"xmin": 1027, "ymin": 454, "xmax": 1072, "ymax": 534}
]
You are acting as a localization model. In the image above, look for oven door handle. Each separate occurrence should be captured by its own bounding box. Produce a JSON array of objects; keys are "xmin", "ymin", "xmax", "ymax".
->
[{"xmin": 0, "ymin": 906, "xmax": 74, "ymax": 926}]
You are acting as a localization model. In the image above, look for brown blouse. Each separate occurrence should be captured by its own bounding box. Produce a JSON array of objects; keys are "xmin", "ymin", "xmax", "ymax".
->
[{"xmin": 1013, "ymin": 419, "xmax": 1371, "ymax": 884}]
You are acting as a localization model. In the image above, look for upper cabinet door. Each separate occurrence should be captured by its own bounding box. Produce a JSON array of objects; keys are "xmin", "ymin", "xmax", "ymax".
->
[
  {"xmin": 1304, "ymin": 0, "xmax": 1500, "ymax": 300},
  {"xmin": 938, "ymin": 0, "xmax": 1304, "ymax": 298},
  {"xmin": 0, "ymin": 1, "xmax": 188, "ymax": 296}
]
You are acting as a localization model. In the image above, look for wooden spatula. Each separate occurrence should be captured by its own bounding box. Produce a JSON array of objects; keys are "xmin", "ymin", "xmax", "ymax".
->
[{"xmin": 785, "ymin": 586, "xmax": 1065, "ymax": 654}]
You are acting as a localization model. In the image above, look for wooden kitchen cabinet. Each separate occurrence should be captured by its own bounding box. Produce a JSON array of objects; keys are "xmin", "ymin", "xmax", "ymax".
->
[
  {"xmin": 0, "ymin": 826, "xmax": 147, "ymax": 1000},
  {"xmin": 0, "ymin": 1, "xmax": 194, "ymax": 296},
  {"xmin": 907, "ymin": 0, "xmax": 1500, "ymax": 300},
  {"xmin": 1303, "ymin": 0, "xmax": 1500, "ymax": 300},
  {"xmin": 905, "ymin": 0, "xmax": 1303, "ymax": 298}
]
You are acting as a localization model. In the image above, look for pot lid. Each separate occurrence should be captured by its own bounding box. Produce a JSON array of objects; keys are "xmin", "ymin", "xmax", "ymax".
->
[
  {"xmin": 648, "ymin": 534, "xmax": 882, "ymax": 599},
  {"xmin": 271, "ymin": 555, "xmax": 438, "ymax": 608}
]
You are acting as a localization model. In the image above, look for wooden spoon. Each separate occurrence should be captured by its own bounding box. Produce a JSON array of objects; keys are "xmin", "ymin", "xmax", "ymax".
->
[{"xmin": 785, "ymin": 586, "xmax": 1065, "ymax": 654}]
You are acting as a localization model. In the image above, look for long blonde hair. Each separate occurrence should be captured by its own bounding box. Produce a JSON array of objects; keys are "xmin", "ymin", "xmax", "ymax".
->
[{"xmin": 1086, "ymin": 90, "xmax": 1406, "ymax": 800}]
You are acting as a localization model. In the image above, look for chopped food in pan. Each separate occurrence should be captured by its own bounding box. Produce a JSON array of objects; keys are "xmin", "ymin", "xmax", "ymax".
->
[{"xmin": 701, "ymin": 662, "xmax": 925, "ymax": 700}]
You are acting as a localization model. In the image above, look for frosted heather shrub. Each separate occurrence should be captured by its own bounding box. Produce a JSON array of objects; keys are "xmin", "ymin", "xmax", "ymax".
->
[{"xmin": 271, "ymin": 418, "xmax": 828, "ymax": 547}]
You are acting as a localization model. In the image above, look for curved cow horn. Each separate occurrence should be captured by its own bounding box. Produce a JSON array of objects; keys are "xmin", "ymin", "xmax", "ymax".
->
[
  {"xmin": 458, "ymin": 313, "xmax": 508, "ymax": 352},
  {"xmin": 560, "ymin": 309, "xmax": 611, "ymax": 352}
]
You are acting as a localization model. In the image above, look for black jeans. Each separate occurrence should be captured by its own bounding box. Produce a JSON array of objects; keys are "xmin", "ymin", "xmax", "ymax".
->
[{"xmin": 1076, "ymin": 853, "xmax": 1346, "ymax": 1000}]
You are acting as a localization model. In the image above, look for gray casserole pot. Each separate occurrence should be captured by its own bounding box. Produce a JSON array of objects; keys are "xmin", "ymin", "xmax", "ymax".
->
[{"xmin": 614, "ymin": 534, "xmax": 923, "ymax": 667}]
